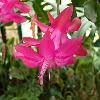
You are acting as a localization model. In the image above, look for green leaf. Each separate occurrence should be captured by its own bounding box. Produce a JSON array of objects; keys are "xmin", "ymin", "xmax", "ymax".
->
[
  {"xmin": 72, "ymin": 0, "xmax": 87, "ymax": 7},
  {"xmin": 84, "ymin": 0, "xmax": 97, "ymax": 23},
  {"xmin": 32, "ymin": 0, "xmax": 49, "ymax": 24},
  {"xmin": 95, "ymin": 72, "xmax": 100, "ymax": 98},
  {"xmin": 94, "ymin": 39, "xmax": 100, "ymax": 47},
  {"xmin": 83, "ymin": 0, "xmax": 100, "ymax": 33},
  {"xmin": 0, "ymin": 23, "xmax": 4, "ymax": 27},
  {"xmin": 95, "ymin": 3, "xmax": 100, "ymax": 33},
  {"xmin": 50, "ymin": 87, "xmax": 63, "ymax": 99},
  {"xmin": 76, "ymin": 56, "xmax": 95, "ymax": 96},
  {"xmin": 74, "ymin": 17, "xmax": 96, "ymax": 36}
]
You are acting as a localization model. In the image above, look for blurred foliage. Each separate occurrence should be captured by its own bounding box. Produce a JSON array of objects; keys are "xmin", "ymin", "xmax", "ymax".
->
[
  {"xmin": 31, "ymin": 0, "xmax": 55, "ymax": 24},
  {"xmin": 0, "ymin": 0, "xmax": 100, "ymax": 100},
  {"xmin": 32, "ymin": 0, "xmax": 49, "ymax": 24}
]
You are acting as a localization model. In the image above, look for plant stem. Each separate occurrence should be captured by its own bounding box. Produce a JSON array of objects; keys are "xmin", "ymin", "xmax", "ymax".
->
[
  {"xmin": 0, "ymin": 26, "xmax": 9, "ymax": 93},
  {"xmin": 1, "ymin": 26, "xmax": 7, "ymax": 43},
  {"xmin": 17, "ymin": 24, "xmax": 22, "ymax": 41},
  {"xmin": 56, "ymin": 0, "xmax": 61, "ymax": 15},
  {"xmin": 0, "ymin": 26, "xmax": 7, "ymax": 64}
]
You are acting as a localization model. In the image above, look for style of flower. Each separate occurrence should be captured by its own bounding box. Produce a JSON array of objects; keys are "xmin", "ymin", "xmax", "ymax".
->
[
  {"xmin": 0, "ymin": 0, "xmax": 30, "ymax": 23},
  {"xmin": 14, "ymin": 31, "xmax": 87, "ymax": 85},
  {"xmin": 32, "ymin": 6, "xmax": 81, "ymax": 49}
]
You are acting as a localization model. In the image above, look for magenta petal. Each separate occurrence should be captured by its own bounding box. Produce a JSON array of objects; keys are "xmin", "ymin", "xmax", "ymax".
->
[
  {"xmin": 49, "ymin": 6, "xmax": 73, "ymax": 49},
  {"xmin": 55, "ymin": 56, "xmax": 75, "ymax": 66},
  {"xmin": 23, "ymin": 37, "xmax": 40, "ymax": 46},
  {"xmin": 2, "ymin": 0, "xmax": 16, "ymax": 10},
  {"xmin": 55, "ymin": 37, "xmax": 85, "ymax": 57},
  {"xmin": 15, "ymin": 43, "xmax": 34, "ymax": 47},
  {"xmin": 14, "ymin": 51, "xmax": 23, "ymax": 59},
  {"xmin": 61, "ymin": 34, "xmax": 69, "ymax": 44},
  {"xmin": 14, "ymin": 45, "xmax": 43, "ymax": 68},
  {"xmin": 51, "ymin": 33, "xmax": 69, "ymax": 50},
  {"xmin": 39, "ymin": 60, "xmax": 48, "ymax": 85},
  {"xmin": 39, "ymin": 31, "xmax": 55, "ymax": 59},
  {"xmin": 22, "ymin": 58, "xmax": 40, "ymax": 68},
  {"xmin": 15, "ymin": 45, "xmax": 40, "ymax": 59},
  {"xmin": 0, "ymin": 2, "xmax": 4, "ymax": 7},
  {"xmin": 0, "ymin": 3, "xmax": 13, "ymax": 15},
  {"xmin": 9, "ymin": 13, "xmax": 26, "ymax": 23},
  {"xmin": 51, "ymin": 30, "xmax": 62, "ymax": 50},
  {"xmin": 15, "ymin": 2, "xmax": 31, "ymax": 13},
  {"xmin": 32, "ymin": 15, "xmax": 49, "ymax": 33},
  {"xmin": 66, "ymin": 57, "xmax": 75, "ymax": 65},
  {"xmin": 0, "ymin": 0, "xmax": 7, "ymax": 3},
  {"xmin": 68, "ymin": 17, "xmax": 81, "ymax": 32},
  {"xmin": 51, "ymin": 6, "xmax": 73, "ymax": 34},
  {"xmin": 47, "ymin": 11, "xmax": 54, "ymax": 24},
  {"xmin": 0, "ymin": 13, "xmax": 12, "ymax": 23},
  {"xmin": 14, "ymin": 51, "xmax": 39, "ymax": 68},
  {"xmin": 76, "ymin": 46, "xmax": 87, "ymax": 56},
  {"xmin": 0, "ymin": 0, "xmax": 29, "ymax": 23}
]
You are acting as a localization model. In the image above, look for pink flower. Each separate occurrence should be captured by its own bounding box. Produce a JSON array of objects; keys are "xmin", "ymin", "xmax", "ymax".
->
[
  {"xmin": 32, "ymin": 6, "xmax": 81, "ymax": 49},
  {"xmin": 0, "ymin": 0, "xmax": 30, "ymax": 23},
  {"xmin": 14, "ymin": 31, "xmax": 86, "ymax": 85}
]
